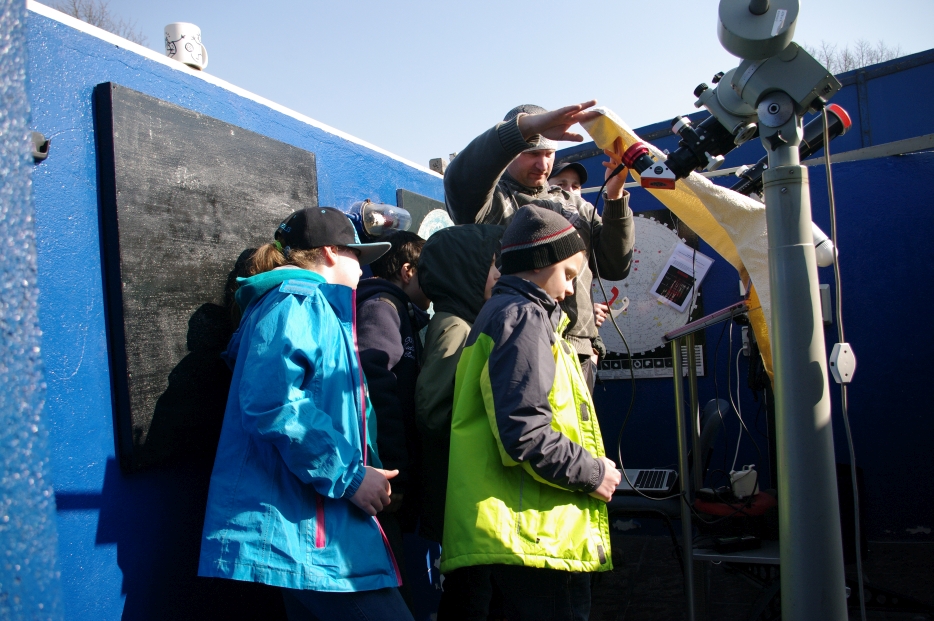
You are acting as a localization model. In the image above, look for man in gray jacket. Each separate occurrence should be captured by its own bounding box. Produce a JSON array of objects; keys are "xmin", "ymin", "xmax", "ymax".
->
[{"xmin": 444, "ymin": 100, "xmax": 634, "ymax": 388}]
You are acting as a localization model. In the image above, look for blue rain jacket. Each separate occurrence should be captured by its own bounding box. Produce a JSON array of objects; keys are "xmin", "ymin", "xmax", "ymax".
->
[{"xmin": 199, "ymin": 268, "xmax": 400, "ymax": 592}]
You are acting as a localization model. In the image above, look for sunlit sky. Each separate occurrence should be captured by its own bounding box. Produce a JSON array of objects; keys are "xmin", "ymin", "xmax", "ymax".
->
[{"xmin": 42, "ymin": 0, "xmax": 934, "ymax": 167}]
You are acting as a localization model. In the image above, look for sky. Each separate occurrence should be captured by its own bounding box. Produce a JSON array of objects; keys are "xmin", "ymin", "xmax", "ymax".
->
[{"xmin": 46, "ymin": 0, "xmax": 934, "ymax": 168}]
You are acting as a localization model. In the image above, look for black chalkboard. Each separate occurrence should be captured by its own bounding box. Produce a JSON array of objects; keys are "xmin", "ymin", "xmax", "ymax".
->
[{"xmin": 94, "ymin": 83, "xmax": 318, "ymax": 471}]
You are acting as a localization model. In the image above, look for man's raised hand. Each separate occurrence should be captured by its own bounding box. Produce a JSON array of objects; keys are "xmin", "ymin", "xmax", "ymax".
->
[
  {"xmin": 516, "ymin": 100, "xmax": 601, "ymax": 144},
  {"xmin": 603, "ymin": 137, "xmax": 630, "ymax": 200}
]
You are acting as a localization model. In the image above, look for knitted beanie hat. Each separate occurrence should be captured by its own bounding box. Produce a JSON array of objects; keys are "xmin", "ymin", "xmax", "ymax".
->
[{"xmin": 500, "ymin": 206, "xmax": 586, "ymax": 275}]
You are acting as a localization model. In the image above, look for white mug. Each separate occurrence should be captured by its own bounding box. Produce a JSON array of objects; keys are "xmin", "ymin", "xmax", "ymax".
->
[{"xmin": 164, "ymin": 23, "xmax": 209, "ymax": 70}]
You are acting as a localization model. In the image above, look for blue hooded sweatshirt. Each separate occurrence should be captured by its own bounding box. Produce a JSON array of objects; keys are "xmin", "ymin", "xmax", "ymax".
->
[{"xmin": 198, "ymin": 268, "xmax": 400, "ymax": 592}]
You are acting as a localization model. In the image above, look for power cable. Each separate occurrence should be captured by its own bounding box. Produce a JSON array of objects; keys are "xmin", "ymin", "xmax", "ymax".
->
[
  {"xmin": 588, "ymin": 164, "xmax": 680, "ymax": 502},
  {"xmin": 821, "ymin": 104, "xmax": 867, "ymax": 621}
]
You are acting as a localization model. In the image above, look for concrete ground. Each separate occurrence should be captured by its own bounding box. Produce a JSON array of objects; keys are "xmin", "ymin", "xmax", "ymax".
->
[{"xmin": 589, "ymin": 535, "xmax": 933, "ymax": 621}]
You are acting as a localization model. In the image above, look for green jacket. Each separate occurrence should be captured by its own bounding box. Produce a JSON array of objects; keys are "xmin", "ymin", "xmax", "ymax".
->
[
  {"xmin": 416, "ymin": 224, "xmax": 504, "ymax": 543},
  {"xmin": 440, "ymin": 276, "xmax": 612, "ymax": 574}
]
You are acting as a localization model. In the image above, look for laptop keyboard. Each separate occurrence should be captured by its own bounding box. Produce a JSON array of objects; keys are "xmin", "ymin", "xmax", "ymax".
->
[{"xmin": 634, "ymin": 469, "xmax": 674, "ymax": 490}]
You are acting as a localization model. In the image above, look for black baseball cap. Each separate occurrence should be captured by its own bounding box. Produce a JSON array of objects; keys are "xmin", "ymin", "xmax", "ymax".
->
[
  {"xmin": 549, "ymin": 161, "xmax": 588, "ymax": 186},
  {"xmin": 275, "ymin": 207, "xmax": 390, "ymax": 265}
]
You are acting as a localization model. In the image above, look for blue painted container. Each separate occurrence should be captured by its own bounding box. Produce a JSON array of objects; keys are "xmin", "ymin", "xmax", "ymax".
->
[{"xmin": 25, "ymin": 6, "xmax": 443, "ymax": 619}]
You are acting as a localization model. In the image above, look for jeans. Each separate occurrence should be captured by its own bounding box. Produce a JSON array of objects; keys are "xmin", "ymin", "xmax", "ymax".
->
[{"xmin": 281, "ymin": 586, "xmax": 414, "ymax": 621}]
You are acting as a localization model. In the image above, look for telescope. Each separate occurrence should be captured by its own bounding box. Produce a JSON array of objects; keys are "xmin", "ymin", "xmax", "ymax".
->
[
  {"xmin": 621, "ymin": 95, "xmax": 851, "ymax": 194},
  {"xmin": 650, "ymin": 3, "xmax": 853, "ymax": 620}
]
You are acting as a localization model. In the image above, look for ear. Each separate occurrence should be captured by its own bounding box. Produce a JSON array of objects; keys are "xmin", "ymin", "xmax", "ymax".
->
[
  {"xmin": 398, "ymin": 262, "xmax": 415, "ymax": 285},
  {"xmin": 320, "ymin": 245, "xmax": 340, "ymax": 267}
]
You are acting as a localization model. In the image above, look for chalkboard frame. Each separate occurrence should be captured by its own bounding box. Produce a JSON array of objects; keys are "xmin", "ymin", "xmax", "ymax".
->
[{"xmin": 93, "ymin": 82, "xmax": 319, "ymax": 470}]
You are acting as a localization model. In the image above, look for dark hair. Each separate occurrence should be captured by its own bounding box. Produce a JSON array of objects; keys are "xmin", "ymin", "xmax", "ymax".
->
[{"xmin": 369, "ymin": 230, "xmax": 425, "ymax": 281}]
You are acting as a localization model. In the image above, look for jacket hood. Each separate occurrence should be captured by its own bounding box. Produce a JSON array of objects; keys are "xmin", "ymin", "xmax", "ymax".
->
[
  {"xmin": 356, "ymin": 277, "xmax": 430, "ymax": 330},
  {"xmin": 225, "ymin": 269, "xmax": 327, "ymax": 368},
  {"xmin": 419, "ymin": 224, "xmax": 504, "ymax": 324},
  {"xmin": 356, "ymin": 277, "xmax": 408, "ymax": 306},
  {"xmin": 492, "ymin": 274, "xmax": 563, "ymax": 331},
  {"xmin": 234, "ymin": 268, "xmax": 325, "ymax": 313}
]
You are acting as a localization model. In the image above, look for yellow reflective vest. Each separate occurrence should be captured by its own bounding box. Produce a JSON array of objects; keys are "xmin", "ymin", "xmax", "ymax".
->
[{"xmin": 440, "ymin": 276, "xmax": 612, "ymax": 574}]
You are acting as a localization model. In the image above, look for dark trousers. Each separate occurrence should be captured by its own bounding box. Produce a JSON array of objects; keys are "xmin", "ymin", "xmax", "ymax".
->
[
  {"xmin": 439, "ymin": 565, "xmax": 591, "ymax": 621},
  {"xmin": 579, "ymin": 355, "xmax": 597, "ymax": 395},
  {"xmin": 281, "ymin": 586, "xmax": 413, "ymax": 621},
  {"xmin": 376, "ymin": 512, "xmax": 412, "ymax": 611},
  {"xmin": 436, "ymin": 565, "xmax": 493, "ymax": 621}
]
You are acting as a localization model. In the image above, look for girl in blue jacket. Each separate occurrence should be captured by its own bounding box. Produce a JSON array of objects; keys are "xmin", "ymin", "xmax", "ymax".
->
[{"xmin": 199, "ymin": 207, "xmax": 414, "ymax": 621}]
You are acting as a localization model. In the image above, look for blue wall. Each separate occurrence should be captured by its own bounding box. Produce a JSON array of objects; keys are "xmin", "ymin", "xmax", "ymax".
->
[
  {"xmin": 561, "ymin": 50, "xmax": 934, "ymax": 543},
  {"xmin": 26, "ymin": 10, "xmax": 442, "ymax": 620}
]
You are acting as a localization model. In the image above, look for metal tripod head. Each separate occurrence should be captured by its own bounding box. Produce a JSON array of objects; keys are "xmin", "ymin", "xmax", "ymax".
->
[{"xmin": 702, "ymin": 0, "xmax": 842, "ymax": 158}]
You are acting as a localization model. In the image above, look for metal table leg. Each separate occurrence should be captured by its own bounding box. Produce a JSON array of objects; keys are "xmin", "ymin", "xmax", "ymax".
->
[
  {"xmin": 686, "ymin": 333, "xmax": 702, "ymax": 493},
  {"xmin": 672, "ymin": 338, "xmax": 695, "ymax": 621}
]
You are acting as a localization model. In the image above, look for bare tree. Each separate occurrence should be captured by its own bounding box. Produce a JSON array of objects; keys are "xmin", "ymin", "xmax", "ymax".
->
[
  {"xmin": 803, "ymin": 39, "xmax": 903, "ymax": 74},
  {"xmin": 54, "ymin": 0, "xmax": 148, "ymax": 46}
]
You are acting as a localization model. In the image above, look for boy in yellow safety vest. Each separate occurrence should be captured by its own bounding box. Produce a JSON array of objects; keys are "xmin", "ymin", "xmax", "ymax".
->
[{"xmin": 441, "ymin": 205, "xmax": 621, "ymax": 620}]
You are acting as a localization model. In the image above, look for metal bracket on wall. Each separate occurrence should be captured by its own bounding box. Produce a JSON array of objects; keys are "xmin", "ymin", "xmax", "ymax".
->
[{"xmin": 31, "ymin": 131, "xmax": 50, "ymax": 162}]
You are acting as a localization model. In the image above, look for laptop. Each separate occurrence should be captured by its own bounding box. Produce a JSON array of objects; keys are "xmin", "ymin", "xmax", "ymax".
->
[{"xmin": 615, "ymin": 468, "xmax": 679, "ymax": 494}]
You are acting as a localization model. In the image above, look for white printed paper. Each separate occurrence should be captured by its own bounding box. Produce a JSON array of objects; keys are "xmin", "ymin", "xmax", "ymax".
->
[{"xmin": 649, "ymin": 243, "xmax": 714, "ymax": 313}]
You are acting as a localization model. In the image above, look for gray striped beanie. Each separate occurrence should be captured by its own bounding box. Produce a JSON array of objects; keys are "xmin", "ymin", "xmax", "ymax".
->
[{"xmin": 500, "ymin": 206, "xmax": 586, "ymax": 275}]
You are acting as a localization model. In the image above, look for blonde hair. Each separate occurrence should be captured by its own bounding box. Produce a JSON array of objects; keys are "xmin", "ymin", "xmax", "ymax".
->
[{"xmin": 246, "ymin": 243, "xmax": 327, "ymax": 276}]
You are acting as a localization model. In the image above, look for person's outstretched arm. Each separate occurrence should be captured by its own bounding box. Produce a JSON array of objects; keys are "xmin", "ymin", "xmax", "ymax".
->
[{"xmin": 445, "ymin": 101, "xmax": 602, "ymax": 225}]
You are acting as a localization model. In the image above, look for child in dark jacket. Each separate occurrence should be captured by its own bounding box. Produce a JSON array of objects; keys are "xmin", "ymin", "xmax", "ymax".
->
[
  {"xmin": 415, "ymin": 224, "xmax": 503, "ymax": 619},
  {"xmin": 355, "ymin": 229, "xmax": 430, "ymax": 610},
  {"xmin": 414, "ymin": 224, "xmax": 503, "ymax": 544}
]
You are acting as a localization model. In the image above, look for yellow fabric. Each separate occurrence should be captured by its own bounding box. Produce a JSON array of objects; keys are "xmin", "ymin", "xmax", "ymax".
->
[
  {"xmin": 583, "ymin": 108, "xmax": 773, "ymax": 377},
  {"xmin": 440, "ymin": 326, "xmax": 611, "ymax": 574}
]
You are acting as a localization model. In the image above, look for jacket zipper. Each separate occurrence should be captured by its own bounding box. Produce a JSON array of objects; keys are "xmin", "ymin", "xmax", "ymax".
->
[
  {"xmin": 560, "ymin": 333, "xmax": 609, "ymax": 563},
  {"xmin": 517, "ymin": 470, "xmax": 524, "ymax": 537},
  {"xmin": 315, "ymin": 494, "xmax": 326, "ymax": 548},
  {"xmin": 375, "ymin": 516, "xmax": 404, "ymax": 587},
  {"xmin": 351, "ymin": 289, "xmax": 367, "ymax": 465}
]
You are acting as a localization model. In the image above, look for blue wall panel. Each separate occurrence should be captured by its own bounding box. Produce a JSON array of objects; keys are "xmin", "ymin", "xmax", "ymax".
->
[
  {"xmin": 861, "ymin": 54, "xmax": 934, "ymax": 146},
  {"xmin": 26, "ymin": 11, "xmax": 442, "ymax": 620}
]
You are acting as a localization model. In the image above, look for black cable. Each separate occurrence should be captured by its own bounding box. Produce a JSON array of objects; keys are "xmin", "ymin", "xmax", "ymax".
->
[
  {"xmin": 588, "ymin": 164, "xmax": 681, "ymax": 502},
  {"xmin": 712, "ymin": 318, "xmax": 732, "ymax": 475},
  {"xmin": 821, "ymin": 104, "xmax": 867, "ymax": 621},
  {"xmin": 726, "ymin": 321, "xmax": 763, "ymax": 472}
]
